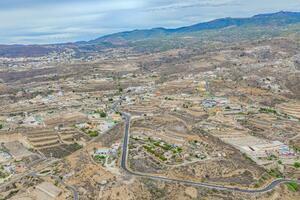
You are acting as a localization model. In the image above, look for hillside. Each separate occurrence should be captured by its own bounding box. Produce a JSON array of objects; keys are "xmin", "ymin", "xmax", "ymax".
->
[
  {"xmin": 1, "ymin": 11, "xmax": 300, "ymax": 57},
  {"xmin": 90, "ymin": 11, "xmax": 300, "ymax": 43}
]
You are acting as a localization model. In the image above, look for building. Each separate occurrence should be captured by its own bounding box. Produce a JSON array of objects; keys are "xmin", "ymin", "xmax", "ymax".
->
[
  {"xmin": 95, "ymin": 148, "xmax": 110, "ymax": 156},
  {"xmin": 202, "ymin": 99, "xmax": 217, "ymax": 108},
  {"xmin": 0, "ymin": 150, "xmax": 12, "ymax": 163},
  {"xmin": 278, "ymin": 145, "xmax": 295, "ymax": 157}
]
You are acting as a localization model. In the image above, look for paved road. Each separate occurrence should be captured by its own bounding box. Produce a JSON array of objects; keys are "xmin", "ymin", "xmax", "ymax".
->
[{"xmin": 120, "ymin": 112, "xmax": 299, "ymax": 193}]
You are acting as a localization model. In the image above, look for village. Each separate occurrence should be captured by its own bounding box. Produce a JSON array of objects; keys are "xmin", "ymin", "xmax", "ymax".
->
[{"xmin": 0, "ymin": 20, "xmax": 300, "ymax": 199}]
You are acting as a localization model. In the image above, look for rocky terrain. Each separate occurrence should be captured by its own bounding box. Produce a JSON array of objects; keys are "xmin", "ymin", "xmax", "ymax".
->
[{"xmin": 0, "ymin": 11, "xmax": 299, "ymax": 200}]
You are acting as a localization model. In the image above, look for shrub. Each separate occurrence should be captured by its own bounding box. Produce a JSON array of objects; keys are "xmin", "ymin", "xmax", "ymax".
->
[
  {"xmin": 100, "ymin": 112, "xmax": 107, "ymax": 118},
  {"xmin": 259, "ymin": 107, "xmax": 277, "ymax": 114},
  {"xmin": 268, "ymin": 168, "xmax": 283, "ymax": 178},
  {"xmin": 293, "ymin": 162, "xmax": 300, "ymax": 168},
  {"xmin": 286, "ymin": 181, "xmax": 299, "ymax": 192},
  {"xmin": 94, "ymin": 110, "xmax": 107, "ymax": 118},
  {"xmin": 88, "ymin": 130, "xmax": 99, "ymax": 137}
]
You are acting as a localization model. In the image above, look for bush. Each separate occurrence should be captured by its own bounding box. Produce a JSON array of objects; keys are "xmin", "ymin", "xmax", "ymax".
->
[
  {"xmin": 94, "ymin": 155, "xmax": 106, "ymax": 160},
  {"xmin": 286, "ymin": 181, "xmax": 299, "ymax": 192},
  {"xmin": 0, "ymin": 124, "xmax": 2, "ymax": 129},
  {"xmin": 242, "ymin": 153, "xmax": 255, "ymax": 163},
  {"xmin": 94, "ymin": 110, "xmax": 107, "ymax": 118},
  {"xmin": 259, "ymin": 107, "xmax": 277, "ymax": 114},
  {"xmin": 0, "ymin": 171, "xmax": 8, "ymax": 179},
  {"xmin": 143, "ymin": 145, "xmax": 167, "ymax": 161},
  {"xmin": 293, "ymin": 162, "xmax": 300, "ymax": 168},
  {"xmin": 100, "ymin": 112, "xmax": 107, "ymax": 118},
  {"xmin": 88, "ymin": 130, "xmax": 99, "ymax": 137},
  {"xmin": 268, "ymin": 168, "xmax": 283, "ymax": 178}
]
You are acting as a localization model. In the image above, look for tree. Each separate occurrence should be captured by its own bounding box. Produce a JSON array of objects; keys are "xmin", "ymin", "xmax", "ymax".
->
[
  {"xmin": 294, "ymin": 162, "xmax": 300, "ymax": 168},
  {"xmin": 100, "ymin": 111, "xmax": 107, "ymax": 118}
]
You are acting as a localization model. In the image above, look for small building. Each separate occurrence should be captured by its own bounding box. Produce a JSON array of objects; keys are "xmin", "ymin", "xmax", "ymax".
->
[
  {"xmin": 95, "ymin": 148, "xmax": 110, "ymax": 156},
  {"xmin": 202, "ymin": 99, "xmax": 217, "ymax": 108},
  {"xmin": 279, "ymin": 145, "xmax": 295, "ymax": 157},
  {"xmin": 0, "ymin": 151, "xmax": 12, "ymax": 163}
]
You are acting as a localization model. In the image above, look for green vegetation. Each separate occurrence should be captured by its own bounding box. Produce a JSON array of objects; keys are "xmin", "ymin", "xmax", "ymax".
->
[
  {"xmin": 88, "ymin": 130, "xmax": 99, "ymax": 137},
  {"xmin": 0, "ymin": 170, "xmax": 8, "ymax": 179},
  {"xmin": 94, "ymin": 154, "xmax": 108, "ymax": 165},
  {"xmin": 183, "ymin": 103, "xmax": 189, "ymax": 108},
  {"xmin": 0, "ymin": 124, "xmax": 2, "ymax": 129},
  {"xmin": 286, "ymin": 181, "xmax": 299, "ymax": 192},
  {"xmin": 149, "ymin": 138, "xmax": 182, "ymax": 153},
  {"xmin": 143, "ymin": 138, "xmax": 183, "ymax": 162},
  {"xmin": 172, "ymin": 147, "xmax": 182, "ymax": 154},
  {"xmin": 242, "ymin": 153, "xmax": 255, "ymax": 163},
  {"xmin": 259, "ymin": 107, "xmax": 277, "ymax": 114},
  {"xmin": 100, "ymin": 112, "xmax": 107, "ymax": 118},
  {"xmin": 94, "ymin": 110, "xmax": 107, "ymax": 118},
  {"xmin": 254, "ymin": 173, "xmax": 272, "ymax": 188},
  {"xmin": 94, "ymin": 155, "xmax": 107, "ymax": 160},
  {"xmin": 71, "ymin": 142, "xmax": 83, "ymax": 150},
  {"xmin": 293, "ymin": 162, "xmax": 300, "ymax": 168},
  {"xmin": 268, "ymin": 168, "xmax": 283, "ymax": 178},
  {"xmin": 143, "ymin": 145, "xmax": 167, "ymax": 161},
  {"xmin": 292, "ymin": 145, "xmax": 300, "ymax": 153},
  {"xmin": 267, "ymin": 154, "xmax": 277, "ymax": 160}
]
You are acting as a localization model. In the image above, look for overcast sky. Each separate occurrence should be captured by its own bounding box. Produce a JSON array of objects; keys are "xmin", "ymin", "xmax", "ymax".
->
[{"xmin": 1, "ymin": 0, "xmax": 300, "ymax": 44}]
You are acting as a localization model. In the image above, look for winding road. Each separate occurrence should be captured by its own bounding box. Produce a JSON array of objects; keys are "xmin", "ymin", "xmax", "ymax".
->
[{"xmin": 120, "ymin": 112, "xmax": 299, "ymax": 193}]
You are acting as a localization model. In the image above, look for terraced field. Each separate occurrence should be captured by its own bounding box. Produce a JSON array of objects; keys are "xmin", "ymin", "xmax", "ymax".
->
[
  {"xmin": 27, "ymin": 129, "xmax": 60, "ymax": 149},
  {"xmin": 26, "ymin": 128, "xmax": 86, "ymax": 156},
  {"xmin": 276, "ymin": 102, "xmax": 300, "ymax": 119}
]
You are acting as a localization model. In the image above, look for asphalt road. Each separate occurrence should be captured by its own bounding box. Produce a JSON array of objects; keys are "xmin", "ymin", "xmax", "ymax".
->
[{"xmin": 120, "ymin": 112, "xmax": 299, "ymax": 193}]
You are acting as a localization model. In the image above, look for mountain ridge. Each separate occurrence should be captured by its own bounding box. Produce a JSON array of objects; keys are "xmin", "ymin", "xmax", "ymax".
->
[
  {"xmin": 89, "ymin": 11, "xmax": 300, "ymax": 44},
  {"xmin": 1, "ymin": 11, "xmax": 300, "ymax": 57}
]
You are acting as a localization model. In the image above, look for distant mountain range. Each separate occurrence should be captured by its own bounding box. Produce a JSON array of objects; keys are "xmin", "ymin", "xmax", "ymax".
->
[
  {"xmin": 1, "ymin": 11, "xmax": 300, "ymax": 57},
  {"xmin": 89, "ymin": 11, "xmax": 300, "ymax": 44}
]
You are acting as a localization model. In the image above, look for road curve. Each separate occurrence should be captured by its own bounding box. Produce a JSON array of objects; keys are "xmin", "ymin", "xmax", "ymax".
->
[{"xmin": 120, "ymin": 112, "xmax": 299, "ymax": 193}]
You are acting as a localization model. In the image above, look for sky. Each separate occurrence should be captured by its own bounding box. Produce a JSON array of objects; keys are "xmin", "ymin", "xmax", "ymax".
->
[{"xmin": 1, "ymin": 0, "xmax": 300, "ymax": 44}]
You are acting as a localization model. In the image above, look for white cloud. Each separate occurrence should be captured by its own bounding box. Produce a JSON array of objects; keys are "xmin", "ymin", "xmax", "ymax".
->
[{"xmin": 0, "ymin": 0, "xmax": 299, "ymax": 44}]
